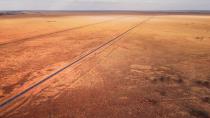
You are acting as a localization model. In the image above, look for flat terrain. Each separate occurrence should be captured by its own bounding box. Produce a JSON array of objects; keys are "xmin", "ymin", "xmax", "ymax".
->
[{"xmin": 0, "ymin": 12, "xmax": 210, "ymax": 118}]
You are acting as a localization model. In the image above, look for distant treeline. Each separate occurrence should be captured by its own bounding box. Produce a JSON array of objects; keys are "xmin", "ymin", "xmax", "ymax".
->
[
  {"xmin": 0, "ymin": 11, "xmax": 25, "ymax": 16},
  {"xmin": 0, "ymin": 10, "xmax": 210, "ymax": 16}
]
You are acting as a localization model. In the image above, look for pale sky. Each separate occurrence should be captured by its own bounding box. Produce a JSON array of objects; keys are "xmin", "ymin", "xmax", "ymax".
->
[{"xmin": 0, "ymin": 0, "xmax": 210, "ymax": 11}]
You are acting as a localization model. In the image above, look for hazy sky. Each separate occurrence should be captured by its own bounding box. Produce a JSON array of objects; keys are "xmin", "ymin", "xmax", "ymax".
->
[{"xmin": 0, "ymin": 0, "xmax": 210, "ymax": 11}]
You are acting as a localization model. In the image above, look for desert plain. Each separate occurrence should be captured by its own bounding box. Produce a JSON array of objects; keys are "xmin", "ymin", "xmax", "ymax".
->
[{"xmin": 0, "ymin": 12, "xmax": 210, "ymax": 118}]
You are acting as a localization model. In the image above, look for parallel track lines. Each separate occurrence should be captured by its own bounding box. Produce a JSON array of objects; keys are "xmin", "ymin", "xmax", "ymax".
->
[{"xmin": 0, "ymin": 17, "xmax": 153, "ymax": 108}]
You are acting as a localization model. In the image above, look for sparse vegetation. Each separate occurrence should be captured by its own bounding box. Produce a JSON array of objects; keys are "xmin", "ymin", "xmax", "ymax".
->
[
  {"xmin": 194, "ymin": 80, "xmax": 210, "ymax": 89},
  {"xmin": 201, "ymin": 97, "xmax": 210, "ymax": 104},
  {"xmin": 147, "ymin": 98, "xmax": 158, "ymax": 105},
  {"xmin": 189, "ymin": 108, "xmax": 209, "ymax": 118}
]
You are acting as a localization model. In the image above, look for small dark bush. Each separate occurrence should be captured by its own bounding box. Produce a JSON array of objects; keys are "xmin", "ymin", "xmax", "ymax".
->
[
  {"xmin": 201, "ymin": 97, "xmax": 210, "ymax": 104},
  {"xmin": 189, "ymin": 108, "xmax": 209, "ymax": 118}
]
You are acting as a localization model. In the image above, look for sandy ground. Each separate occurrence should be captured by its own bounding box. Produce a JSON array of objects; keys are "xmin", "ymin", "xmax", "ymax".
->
[{"xmin": 0, "ymin": 13, "xmax": 210, "ymax": 118}]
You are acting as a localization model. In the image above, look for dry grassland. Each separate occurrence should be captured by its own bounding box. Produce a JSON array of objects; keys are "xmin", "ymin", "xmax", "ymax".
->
[{"xmin": 0, "ymin": 13, "xmax": 210, "ymax": 118}]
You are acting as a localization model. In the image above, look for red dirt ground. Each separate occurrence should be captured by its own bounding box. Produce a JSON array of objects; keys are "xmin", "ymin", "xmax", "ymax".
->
[{"xmin": 0, "ymin": 12, "xmax": 210, "ymax": 118}]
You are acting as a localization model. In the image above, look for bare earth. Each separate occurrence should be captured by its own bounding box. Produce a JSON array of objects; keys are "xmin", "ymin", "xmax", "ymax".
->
[{"xmin": 0, "ymin": 12, "xmax": 210, "ymax": 118}]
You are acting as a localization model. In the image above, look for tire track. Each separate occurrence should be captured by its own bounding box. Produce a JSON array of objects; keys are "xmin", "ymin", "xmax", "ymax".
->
[
  {"xmin": 0, "ymin": 16, "xmax": 153, "ymax": 109},
  {"xmin": 0, "ymin": 17, "xmax": 121, "ymax": 46}
]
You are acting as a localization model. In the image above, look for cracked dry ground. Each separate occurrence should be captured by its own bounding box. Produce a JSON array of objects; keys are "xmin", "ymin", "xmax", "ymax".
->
[{"xmin": 1, "ymin": 14, "xmax": 210, "ymax": 118}]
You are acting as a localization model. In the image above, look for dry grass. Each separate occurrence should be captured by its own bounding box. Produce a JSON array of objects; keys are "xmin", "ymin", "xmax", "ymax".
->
[{"xmin": 0, "ymin": 13, "xmax": 210, "ymax": 118}]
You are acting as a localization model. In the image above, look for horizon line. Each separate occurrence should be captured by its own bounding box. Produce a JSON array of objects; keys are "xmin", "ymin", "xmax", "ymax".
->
[{"xmin": 1, "ymin": 10, "xmax": 210, "ymax": 12}]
